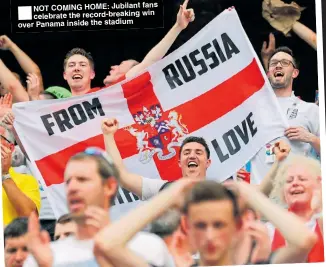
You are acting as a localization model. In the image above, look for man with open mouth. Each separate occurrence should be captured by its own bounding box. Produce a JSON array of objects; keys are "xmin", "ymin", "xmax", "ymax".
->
[{"xmin": 239, "ymin": 46, "xmax": 320, "ymax": 185}]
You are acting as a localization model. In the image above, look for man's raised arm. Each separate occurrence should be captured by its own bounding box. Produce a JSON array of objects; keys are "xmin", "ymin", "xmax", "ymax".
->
[
  {"xmin": 102, "ymin": 118, "xmax": 144, "ymax": 198},
  {"xmin": 126, "ymin": 0, "xmax": 195, "ymax": 78},
  {"xmin": 0, "ymin": 35, "xmax": 44, "ymax": 92},
  {"xmin": 0, "ymin": 60, "xmax": 29, "ymax": 102}
]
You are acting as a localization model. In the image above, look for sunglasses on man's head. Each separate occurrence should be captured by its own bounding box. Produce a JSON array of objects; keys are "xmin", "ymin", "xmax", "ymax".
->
[{"xmin": 84, "ymin": 147, "xmax": 114, "ymax": 164}]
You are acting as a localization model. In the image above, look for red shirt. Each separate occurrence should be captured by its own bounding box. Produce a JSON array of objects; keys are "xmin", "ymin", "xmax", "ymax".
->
[{"xmin": 272, "ymin": 220, "xmax": 324, "ymax": 263}]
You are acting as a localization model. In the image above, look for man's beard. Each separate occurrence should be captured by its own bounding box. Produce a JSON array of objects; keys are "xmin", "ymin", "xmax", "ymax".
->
[{"xmin": 269, "ymin": 76, "xmax": 291, "ymax": 90}]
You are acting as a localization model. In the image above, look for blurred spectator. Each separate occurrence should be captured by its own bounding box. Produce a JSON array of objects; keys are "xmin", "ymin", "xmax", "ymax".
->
[
  {"xmin": 150, "ymin": 209, "xmax": 194, "ymax": 267},
  {"xmin": 103, "ymin": 59, "xmax": 139, "ymax": 86},
  {"xmin": 4, "ymin": 217, "xmax": 29, "ymax": 267},
  {"xmin": 54, "ymin": 214, "xmax": 77, "ymax": 241},
  {"xmin": 268, "ymin": 155, "xmax": 324, "ymax": 262},
  {"xmin": 24, "ymin": 148, "xmax": 174, "ymax": 266},
  {"xmin": 0, "ymin": 35, "xmax": 44, "ymax": 102},
  {"xmin": 1, "ymin": 122, "xmax": 41, "ymax": 226}
]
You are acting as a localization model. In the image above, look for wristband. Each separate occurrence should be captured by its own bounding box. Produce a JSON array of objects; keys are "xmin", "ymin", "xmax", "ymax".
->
[{"xmin": 2, "ymin": 173, "xmax": 11, "ymax": 182}]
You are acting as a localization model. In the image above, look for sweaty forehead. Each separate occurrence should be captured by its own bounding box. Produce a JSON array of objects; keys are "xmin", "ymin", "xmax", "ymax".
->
[{"xmin": 270, "ymin": 52, "xmax": 293, "ymax": 62}]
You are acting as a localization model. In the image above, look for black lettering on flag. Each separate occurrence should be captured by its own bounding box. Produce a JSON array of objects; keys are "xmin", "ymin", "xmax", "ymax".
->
[
  {"xmin": 221, "ymin": 33, "xmax": 240, "ymax": 59},
  {"xmin": 223, "ymin": 130, "xmax": 241, "ymax": 155},
  {"xmin": 82, "ymin": 98, "xmax": 105, "ymax": 119},
  {"xmin": 41, "ymin": 114, "xmax": 55, "ymax": 136},
  {"xmin": 211, "ymin": 112, "xmax": 258, "ymax": 163},
  {"xmin": 68, "ymin": 104, "xmax": 87, "ymax": 125},
  {"xmin": 53, "ymin": 109, "xmax": 74, "ymax": 132},
  {"xmin": 234, "ymin": 120, "xmax": 249, "ymax": 144},
  {"xmin": 212, "ymin": 39, "xmax": 227, "ymax": 63},
  {"xmin": 211, "ymin": 139, "xmax": 229, "ymax": 163},
  {"xmin": 247, "ymin": 112, "xmax": 258, "ymax": 137},
  {"xmin": 41, "ymin": 97, "xmax": 106, "ymax": 136},
  {"xmin": 189, "ymin": 49, "xmax": 208, "ymax": 75},
  {"xmin": 202, "ymin": 43, "xmax": 220, "ymax": 69},
  {"xmin": 162, "ymin": 64, "xmax": 184, "ymax": 89},
  {"xmin": 175, "ymin": 56, "xmax": 196, "ymax": 83},
  {"xmin": 162, "ymin": 33, "xmax": 241, "ymax": 90}
]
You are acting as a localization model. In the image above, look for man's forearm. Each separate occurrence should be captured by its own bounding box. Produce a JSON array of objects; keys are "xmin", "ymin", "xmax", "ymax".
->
[
  {"xmin": 309, "ymin": 135, "xmax": 320, "ymax": 155},
  {"xmin": 292, "ymin": 22, "xmax": 317, "ymax": 50},
  {"xmin": 9, "ymin": 43, "xmax": 44, "ymax": 90},
  {"xmin": 95, "ymin": 181, "xmax": 178, "ymax": 251},
  {"xmin": 259, "ymin": 160, "xmax": 280, "ymax": 196},
  {"xmin": 0, "ymin": 60, "xmax": 29, "ymax": 102},
  {"xmin": 2, "ymin": 179, "xmax": 37, "ymax": 216},
  {"xmin": 126, "ymin": 24, "xmax": 182, "ymax": 78}
]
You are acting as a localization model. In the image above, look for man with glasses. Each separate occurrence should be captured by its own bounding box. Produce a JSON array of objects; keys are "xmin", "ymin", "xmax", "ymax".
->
[
  {"xmin": 1, "ymin": 122, "xmax": 40, "ymax": 226},
  {"xmin": 238, "ymin": 46, "xmax": 320, "ymax": 184},
  {"xmin": 24, "ymin": 147, "xmax": 174, "ymax": 267}
]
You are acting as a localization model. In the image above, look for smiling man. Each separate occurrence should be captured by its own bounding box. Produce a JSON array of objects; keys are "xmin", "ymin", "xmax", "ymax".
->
[
  {"xmin": 101, "ymin": 118, "xmax": 211, "ymax": 201},
  {"xmin": 242, "ymin": 46, "xmax": 320, "ymax": 184}
]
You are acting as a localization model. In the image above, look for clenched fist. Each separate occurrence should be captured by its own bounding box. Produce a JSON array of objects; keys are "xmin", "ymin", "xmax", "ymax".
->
[{"xmin": 101, "ymin": 118, "xmax": 119, "ymax": 135}]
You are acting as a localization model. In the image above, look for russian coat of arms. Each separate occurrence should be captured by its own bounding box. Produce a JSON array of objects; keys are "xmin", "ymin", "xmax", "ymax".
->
[{"xmin": 125, "ymin": 104, "xmax": 189, "ymax": 164}]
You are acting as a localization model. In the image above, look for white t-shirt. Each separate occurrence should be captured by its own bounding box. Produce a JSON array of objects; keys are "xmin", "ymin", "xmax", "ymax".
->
[
  {"xmin": 250, "ymin": 95, "xmax": 320, "ymax": 184},
  {"xmin": 141, "ymin": 177, "xmax": 167, "ymax": 201},
  {"xmin": 24, "ymin": 232, "xmax": 175, "ymax": 267}
]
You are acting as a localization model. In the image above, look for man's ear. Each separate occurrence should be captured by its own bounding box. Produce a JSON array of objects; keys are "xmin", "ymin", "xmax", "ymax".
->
[
  {"xmin": 90, "ymin": 70, "xmax": 95, "ymax": 80},
  {"xmin": 292, "ymin": 68, "xmax": 299, "ymax": 79},
  {"xmin": 180, "ymin": 215, "xmax": 189, "ymax": 236}
]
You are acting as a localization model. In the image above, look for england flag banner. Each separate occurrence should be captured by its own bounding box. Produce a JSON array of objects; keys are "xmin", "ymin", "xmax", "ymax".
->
[{"xmin": 13, "ymin": 9, "xmax": 288, "ymax": 218}]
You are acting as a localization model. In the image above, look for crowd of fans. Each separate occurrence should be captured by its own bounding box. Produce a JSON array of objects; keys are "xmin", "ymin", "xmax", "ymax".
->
[{"xmin": 1, "ymin": 0, "xmax": 323, "ymax": 266}]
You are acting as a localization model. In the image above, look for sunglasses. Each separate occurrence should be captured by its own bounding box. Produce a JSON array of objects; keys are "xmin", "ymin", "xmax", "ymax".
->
[{"xmin": 84, "ymin": 147, "xmax": 114, "ymax": 165}]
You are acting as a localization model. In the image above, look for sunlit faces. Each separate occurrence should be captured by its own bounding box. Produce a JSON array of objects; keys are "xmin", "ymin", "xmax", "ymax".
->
[
  {"xmin": 283, "ymin": 164, "xmax": 320, "ymax": 208},
  {"xmin": 5, "ymin": 235, "xmax": 28, "ymax": 267},
  {"xmin": 64, "ymin": 158, "xmax": 116, "ymax": 216},
  {"xmin": 267, "ymin": 52, "xmax": 299, "ymax": 90},
  {"xmin": 179, "ymin": 142, "xmax": 211, "ymax": 178},
  {"xmin": 186, "ymin": 200, "xmax": 239, "ymax": 266},
  {"xmin": 54, "ymin": 221, "xmax": 77, "ymax": 241},
  {"xmin": 63, "ymin": 54, "xmax": 95, "ymax": 93}
]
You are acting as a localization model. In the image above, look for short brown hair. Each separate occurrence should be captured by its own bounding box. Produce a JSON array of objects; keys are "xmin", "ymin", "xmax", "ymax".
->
[
  {"xmin": 68, "ymin": 152, "xmax": 120, "ymax": 206},
  {"xmin": 63, "ymin": 48, "xmax": 94, "ymax": 70},
  {"xmin": 183, "ymin": 181, "xmax": 240, "ymax": 220}
]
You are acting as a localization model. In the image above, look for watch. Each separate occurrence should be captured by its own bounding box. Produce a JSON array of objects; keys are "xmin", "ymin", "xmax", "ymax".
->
[{"xmin": 2, "ymin": 173, "xmax": 11, "ymax": 182}]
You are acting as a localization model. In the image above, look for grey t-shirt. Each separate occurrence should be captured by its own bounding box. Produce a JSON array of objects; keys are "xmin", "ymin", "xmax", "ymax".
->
[{"xmin": 24, "ymin": 232, "xmax": 175, "ymax": 267}]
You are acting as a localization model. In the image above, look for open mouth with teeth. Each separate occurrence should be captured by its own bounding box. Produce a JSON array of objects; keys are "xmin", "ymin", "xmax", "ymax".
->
[
  {"xmin": 72, "ymin": 74, "xmax": 83, "ymax": 80},
  {"xmin": 188, "ymin": 161, "xmax": 198, "ymax": 168},
  {"xmin": 290, "ymin": 190, "xmax": 304, "ymax": 195},
  {"xmin": 274, "ymin": 71, "xmax": 284, "ymax": 78}
]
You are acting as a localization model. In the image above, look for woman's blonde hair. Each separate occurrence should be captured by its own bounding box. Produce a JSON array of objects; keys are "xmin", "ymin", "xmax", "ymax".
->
[{"xmin": 270, "ymin": 155, "xmax": 321, "ymax": 204}]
